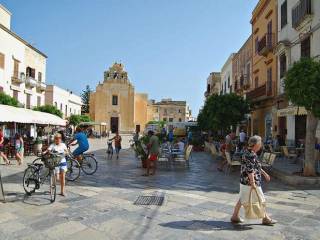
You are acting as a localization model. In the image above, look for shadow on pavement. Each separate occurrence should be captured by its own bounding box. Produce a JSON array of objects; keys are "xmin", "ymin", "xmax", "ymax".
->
[{"xmin": 159, "ymin": 220, "xmax": 255, "ymax": 231}]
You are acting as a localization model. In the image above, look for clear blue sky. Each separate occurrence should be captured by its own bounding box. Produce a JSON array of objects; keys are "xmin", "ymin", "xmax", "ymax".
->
[{"xmin": 2, "ymin": 0, "xmax": 257, "ymax": 116}]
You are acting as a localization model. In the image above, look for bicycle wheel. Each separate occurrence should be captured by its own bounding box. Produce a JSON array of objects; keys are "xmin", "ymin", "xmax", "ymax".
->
[
  {"xmin": 32, "ymin": 157, "xmax": 43, "ymax": 164},
  {"xmin": 65, "ymin": 158, "xmax": 81, "ymax": 181},
  {"xmin": 23, "ymin": 166, "xmax": 38, "ymax": 195},
  {"xmin": 81, "ymin": 155, "xmax": 98, "ymax": 175},
  {"xmin": 49, "ymin": 172, "xmax": 56, "ymax": 203}
]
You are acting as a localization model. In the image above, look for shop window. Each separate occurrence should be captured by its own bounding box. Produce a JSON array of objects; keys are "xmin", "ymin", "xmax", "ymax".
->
[{"xmin": 112, "ymin": 95, "xmax": 118, "ymax": 105}]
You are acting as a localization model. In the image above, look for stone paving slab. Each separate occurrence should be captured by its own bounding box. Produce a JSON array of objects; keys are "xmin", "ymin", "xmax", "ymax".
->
[{"xmin": 0, "ymin": 138, "xmax": 319, "ymax": 240}]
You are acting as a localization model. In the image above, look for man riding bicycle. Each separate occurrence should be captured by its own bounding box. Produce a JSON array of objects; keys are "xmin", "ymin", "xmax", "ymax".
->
[{"xmin": 70, "ymin": 127, "xmax": 89, "ymax": 162}]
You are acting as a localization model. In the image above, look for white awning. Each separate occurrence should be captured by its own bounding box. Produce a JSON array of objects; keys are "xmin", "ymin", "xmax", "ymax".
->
[{"xmin": 0, "ymin": 104, "xmax": 66, "ymax": 126}]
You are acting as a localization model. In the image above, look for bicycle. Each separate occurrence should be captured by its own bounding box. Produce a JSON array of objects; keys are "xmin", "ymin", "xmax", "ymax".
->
[
  {"xmin": 106, "ymin": 140, "xmax": 113, "ymax": 160},
  {"xmin": 23, "ymin": 153, "xmax": 61, "ymax": 203},
  {"xmin": 67, "ymin": 146, "xmax": 98, "ymax": 175}
]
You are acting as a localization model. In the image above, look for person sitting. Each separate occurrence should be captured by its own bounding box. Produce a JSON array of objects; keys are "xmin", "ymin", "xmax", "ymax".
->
[
  {"xmin": 70, "ymin": 127, "xmax": 89, "ymax": 163},
  {"xmin": 15, "ymin": 133, "xmax": 24, "ymax": 165}
]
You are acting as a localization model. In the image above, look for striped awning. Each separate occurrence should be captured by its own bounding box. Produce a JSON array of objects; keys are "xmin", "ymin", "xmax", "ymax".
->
[{"xmin": 277, "ymin": 106, "xmax": 307, "ymax": 117}]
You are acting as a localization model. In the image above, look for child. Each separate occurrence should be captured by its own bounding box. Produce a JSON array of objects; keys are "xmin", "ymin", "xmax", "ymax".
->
[
  {"xmin": 45, "ymin": 133, "xmax": 67, "ymax": 196},
  {"xmin": 15, "ymin": 133, "xmax": 24, "ymax": 165}
]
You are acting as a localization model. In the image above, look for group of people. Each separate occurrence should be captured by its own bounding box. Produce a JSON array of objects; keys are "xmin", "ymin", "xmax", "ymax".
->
[{"xmin": 0, "ymin": 128, "xmax": 25, "ymax": 166}]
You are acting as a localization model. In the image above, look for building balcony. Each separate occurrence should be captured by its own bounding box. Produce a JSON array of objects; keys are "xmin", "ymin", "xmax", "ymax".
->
[
  {"xmin": 36, "ymin": 81, "xmax": 46, "ymax": 92},
  {"xmin": 246, "ymin": 84, "xmax": 266, "ymax": 101},
  {"xmin": 25, "ymin": 77, "xmax": 37, "ymax": 88},
  {"xmin": 258, "ymin": 33, "xmax": 275, "ymax": 57},
  {"xmin": 11, "ymin": 74, "xmax": 25, "ymax": 85},
  {"xmin": 292, "ymin": 0, "xmax": 312, "ymax": 29}
]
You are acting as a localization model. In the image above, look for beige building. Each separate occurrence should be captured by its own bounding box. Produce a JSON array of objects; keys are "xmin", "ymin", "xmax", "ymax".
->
[
  {"xmin": 148, "ymin": 98, "xmax": 189, "ymax": 122},
  {"xmin": 204, "ymin": 72, "xmax": 221, "ymax": 99},
  {"xmin": 90, "ymin": 63, "xmax": 149, "ymax": 133},
  {"xmin": 45, "ymin": 85, "xmax": 82, "ymax": 119},
  {"xmin": 0, "ymin": 4, "xmax": 47, "ymax": 109}
]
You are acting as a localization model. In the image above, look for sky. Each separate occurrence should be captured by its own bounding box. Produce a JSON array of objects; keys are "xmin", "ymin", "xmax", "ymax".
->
[{"xmin": 1, "ymin": 0, "xmax": 258, "ymax": 116}]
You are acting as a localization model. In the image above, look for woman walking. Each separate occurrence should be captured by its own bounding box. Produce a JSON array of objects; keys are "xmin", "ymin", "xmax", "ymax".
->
[
  {"xmin": 111, "ymin": 131, "xmax": 122, "ymax": 159},
  {"xmin": 15, "ymin": 133, "xmax": 24, "ymax": 165},
  {"xmin": 231, "ymin": 135, "xmax": 276, "ymax": 225},
  {"xmin": 0, "ymin": 129, "xmax": 10, "ymax": 165}
]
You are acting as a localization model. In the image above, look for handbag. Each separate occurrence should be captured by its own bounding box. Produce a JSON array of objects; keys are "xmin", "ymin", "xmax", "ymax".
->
[{"xmin": 243, "ymin": 187, "xmax": 266, "ymax": 219}]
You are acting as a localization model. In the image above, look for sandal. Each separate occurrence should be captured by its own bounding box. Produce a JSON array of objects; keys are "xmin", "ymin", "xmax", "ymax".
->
[
  {"xmin": 230, "ymin": 216, "xmax": 244, "ymax": 224},
  {"xmin": 59, "ymin": 193, "xmax": 66, "ymax": 197},
  {"xmin": 142, "ymin": 174, "xmax": 149, "ymax": 177},
  {"xmin": 262, "ymin": 218, "xmax": 277, "ymax": 225}
]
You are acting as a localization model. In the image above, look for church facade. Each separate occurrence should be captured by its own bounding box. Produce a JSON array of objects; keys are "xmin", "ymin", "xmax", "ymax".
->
[{"xmin": 89, "ymin": 63, "xmax": 148, "ymax": 133}]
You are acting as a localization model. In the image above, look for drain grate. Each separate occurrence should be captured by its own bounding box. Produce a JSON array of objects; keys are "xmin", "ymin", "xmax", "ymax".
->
[{"xmin": 134, "ymin": 195, "xmax": 164, "ymax": 206}]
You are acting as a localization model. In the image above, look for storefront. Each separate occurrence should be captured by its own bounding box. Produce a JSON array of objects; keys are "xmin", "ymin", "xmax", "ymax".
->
[{"xmin": 277, "ymin": 106, "xmax": 307, "ymax": 146}]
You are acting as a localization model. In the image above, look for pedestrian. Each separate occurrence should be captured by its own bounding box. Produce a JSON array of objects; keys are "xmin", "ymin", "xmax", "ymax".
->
[
  {"xmin": 239, "ymin": 129, "xmax": 246, "ymax": 151},
  {"xmin": 168, "ymin": 129, "xmax": 174, "ymax": 143},
  {"xmin": 187, "ymin": 130, "xmax": 193, "ymax": 144},
  {"xmin": 143, "ymin": 130, "xmax": 160, "ymax": 176},
  {"xmin": 217, "ymin": 139, "xmax": 227, "ymax": 172},
  {"xmin": 110, "ymin": 131, "xmax": 122, "ymax": 159},
  {"xmin": 15, "ymin": 133, "xmax": 24, "ymax": 165},
  {"xmin": 0, "ymin": 128, "xmax": 10, "ymax": 165},
  {"xmin": 44, "ymin": 133, "xmax": 67, "ymax": 196},
  {"xmin": 231, "ymin": 135, "xmax": 276, "ymax": 225}
]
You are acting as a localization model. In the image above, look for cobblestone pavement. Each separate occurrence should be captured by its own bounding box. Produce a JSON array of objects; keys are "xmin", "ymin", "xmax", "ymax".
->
[{"xmin": 0, "ymin": 137, "xmax": 319, "ymax": 240}]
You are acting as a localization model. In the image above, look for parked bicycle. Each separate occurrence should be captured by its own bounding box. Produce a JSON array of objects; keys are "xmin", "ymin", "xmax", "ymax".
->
[{"xmin": 23, "ymin": 153, "xmax": 61, "ymax": 203}]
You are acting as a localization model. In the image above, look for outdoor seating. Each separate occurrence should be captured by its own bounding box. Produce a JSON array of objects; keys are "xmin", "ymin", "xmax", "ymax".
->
[
  {"xmin": 225, "ymin": 151, "xmax": 241, "ymax": 175},
  {"xmin": 261, "ymin": 153, "xmax": 276, "ymax": 169},
  {"xmin": 173, "ymin": 145, "xmax": 193, "ymax": 167},
  {"xmin": 282, "ymin": 146, "xmax": 297, "ymax": 161}
]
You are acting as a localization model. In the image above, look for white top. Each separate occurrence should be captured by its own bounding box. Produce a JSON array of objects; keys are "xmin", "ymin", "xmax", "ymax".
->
[
  {"xmin": 48, "ymin": 143, "xmax": 67, "ymax": 164},
  {"xmin": 177, "ymin": 141, "xmax": 185, "ymax": 152},
  {"xmin": 239, "ymin": 132, "xmax": 246, "ymax": 143}
]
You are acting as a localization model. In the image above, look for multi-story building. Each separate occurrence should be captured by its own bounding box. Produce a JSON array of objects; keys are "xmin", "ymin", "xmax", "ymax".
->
[
  {"xmin": 149, "ymin": 99, "xmax": 189, "ymax": 122},
  {"xmin": 45, "ymin": 85, "xmax": 82, "ymax": 119},
  {"xmin": 220, "ymin": 54, "xmax": 235, "ymax": 95},
  {"xmin": 89, "ymin": 63, "xmax": 149, "ymax": 133},
  {"xmin": 276, "ymin": 0, "xmax": 320, "ymax": 145},
  {"xmin": 0, "ymin": 4, "xmax": 47, "ymax": 109},
  {"xmin": 232, "ymin": 35, "xmax": 253, "ymax": 96},
  {"xmin": 204, "ymin": 72, "xmax": 221, "ymax": 99},
  {"xmin": 247, "ymin": 0, "xmax": 278, "ymax": 139}
]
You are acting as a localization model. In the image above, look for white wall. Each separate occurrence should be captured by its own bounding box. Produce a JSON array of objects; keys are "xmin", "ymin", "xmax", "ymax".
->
[
  {"xmin": 220, "ymin": 54, "xmax": 234, "ymax": 95},
  {"xmin": 0, "ymin": 4, "xmax": 11, "ymax": 29},
  {"xmin": 0, "ymin": 10, "xmax": 46, "ymax": 109}
]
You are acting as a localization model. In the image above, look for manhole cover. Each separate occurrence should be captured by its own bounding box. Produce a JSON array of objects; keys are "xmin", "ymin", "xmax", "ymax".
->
[{"xmin": 134, "ymin": 196, "xmax": 164, "ymax": 206}]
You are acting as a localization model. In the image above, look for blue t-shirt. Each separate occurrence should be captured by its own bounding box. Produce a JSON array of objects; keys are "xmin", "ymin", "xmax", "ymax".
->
[{"xmin": 75, "ymin": 132, "xmax": 89, "ymax": 150}]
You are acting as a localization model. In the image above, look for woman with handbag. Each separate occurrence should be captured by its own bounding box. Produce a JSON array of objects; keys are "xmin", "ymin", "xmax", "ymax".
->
[{"xmin": 231, "ymin": 135, "xmax": 277, "ymax": 225}]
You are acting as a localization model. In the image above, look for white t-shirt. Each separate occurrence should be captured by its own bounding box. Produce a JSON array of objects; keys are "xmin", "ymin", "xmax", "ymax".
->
[
  {"xmin": 239, "ymin": 132, "xmax": 246, "ymax": 143},
  {"xmin": 177, "ymin": 141, "xmax": 185, "ymax": 152},
  {"xmin": 48, "ymin": 143, "xmax": 67, "ymax": 164}
]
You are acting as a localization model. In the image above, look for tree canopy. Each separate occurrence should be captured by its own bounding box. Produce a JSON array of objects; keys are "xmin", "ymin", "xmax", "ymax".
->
[
  {"xmin": 284, "ymin": 58, "xmax": 320, "ymax": 118},
  {"xmin": 33, "ymin": 105, "xmax": 63, "ymax": 118},
  {"xmin": 0, "ymin": 92, "xmax": 19, "ymax": 107},
  {"xmin": 197, "ymin": 93, "xmax": 250, "ymax": 133},
  {"xmin": 81, "ymin": 85, "xmax": 91, "ymax": 114},
  {"xmin": 68, "ymin": 114, "xmax": 91, "ymax": 126}
]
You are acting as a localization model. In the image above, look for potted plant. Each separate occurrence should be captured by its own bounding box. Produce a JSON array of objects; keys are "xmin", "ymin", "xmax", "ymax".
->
[
  {"xmin": 34, "ymin": 137, "xmax": 43, "ymax": 155},
  {"xmin": 133, "ymin": 136, "xmax": 149, "ymax": 168}
]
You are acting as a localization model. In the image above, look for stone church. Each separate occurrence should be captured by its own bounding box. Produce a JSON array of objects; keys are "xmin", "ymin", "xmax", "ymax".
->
[{"xmin": 89, "ymin": 63, "xmax": 149, "ymax": 133}]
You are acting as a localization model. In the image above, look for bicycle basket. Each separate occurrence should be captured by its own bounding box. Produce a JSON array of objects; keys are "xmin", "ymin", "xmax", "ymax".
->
[{"xmin": 43, "ymin": 154, "xmax": 62, "ymax": 170}]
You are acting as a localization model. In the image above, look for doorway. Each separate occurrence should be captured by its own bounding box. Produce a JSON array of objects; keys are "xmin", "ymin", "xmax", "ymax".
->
[
  {"xmin": 110, "ymin": 117, "xmax": 119, "ymax": 133},
  {"xmin": 135, "ymin": 125, "xmax": 141, "ymax": 133}
]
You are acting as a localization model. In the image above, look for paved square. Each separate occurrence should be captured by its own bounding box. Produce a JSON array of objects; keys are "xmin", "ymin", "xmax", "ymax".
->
[{"xmin": 0, "ymin": 137, "xmax": 319, "ymax": 240}]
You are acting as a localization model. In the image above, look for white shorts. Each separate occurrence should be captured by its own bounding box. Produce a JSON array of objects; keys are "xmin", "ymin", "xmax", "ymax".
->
[
  {"xmin": 55, "ymin": 158, "xmax": 67, "ymax": 174},
  {"xmin": 239, "ymin": 183, "xmax": 265, "ymax": 204}
]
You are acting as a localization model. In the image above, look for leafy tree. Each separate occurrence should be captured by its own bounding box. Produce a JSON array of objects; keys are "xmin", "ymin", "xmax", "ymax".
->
[
  {"xmin": 147, "ymin": 120, "xmax": 166, "ymax": 128},
  {"xmin": 68, "ymin": 114, "xmax": 91, "ymax": 126},
  {"xmin": 33, "ymin": 105, "xmax": 63, "ymax": 118},
  {"xmin": 0, "ymin": 92, "xmax": 19, "ymax": 107},
  {"xmin": 81, "ymin": 85, "xmax": 91, "ymax": 114},
  {"xmin": 198, "ymin": 93, "xmax": 250, "ymax": 135},
  {"xmin": 284, "ymin": 58, "xmax": 320, "ymax": 176}
]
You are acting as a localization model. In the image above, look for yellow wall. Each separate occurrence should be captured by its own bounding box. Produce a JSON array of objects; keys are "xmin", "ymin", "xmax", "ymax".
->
[{"xmin": 134, "ymin": 93, "xmax": 149, "ymax": 132}]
